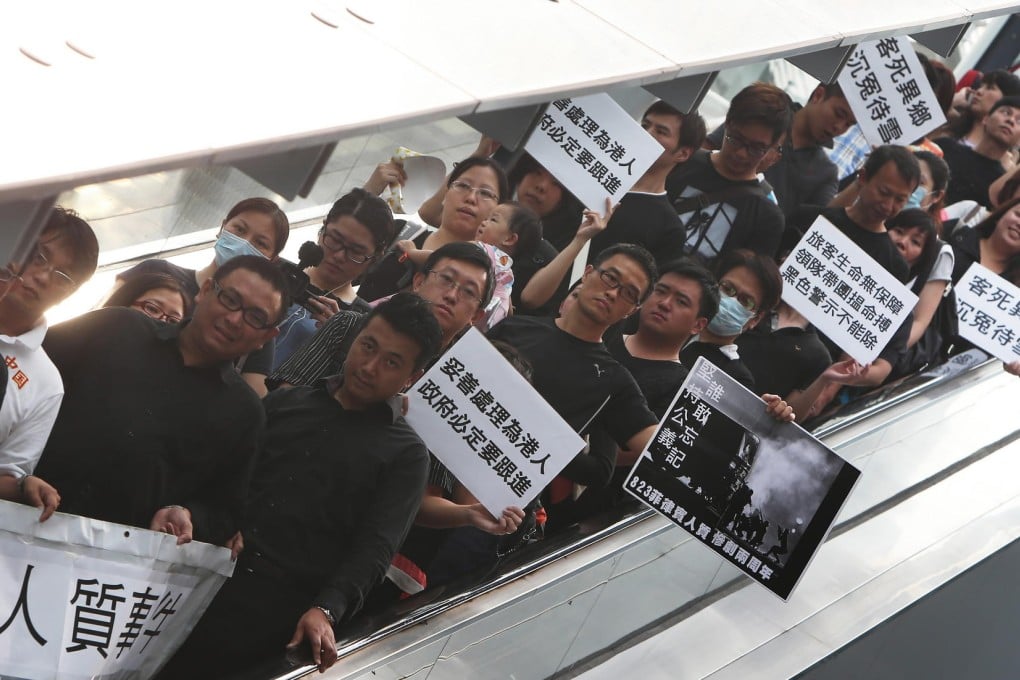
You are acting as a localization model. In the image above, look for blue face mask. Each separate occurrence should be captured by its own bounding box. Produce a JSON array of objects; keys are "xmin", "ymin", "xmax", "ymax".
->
[
  {"xmin": 213, "ymin": 229, "xmax": 266, "ymax": 266},
  {"xmin": 905, "ymin": 185, "xmax": 928, "ymax": 210},
  {"xmin": 707, "ymin": 294, "xmax": 755, "ymax": 336}
]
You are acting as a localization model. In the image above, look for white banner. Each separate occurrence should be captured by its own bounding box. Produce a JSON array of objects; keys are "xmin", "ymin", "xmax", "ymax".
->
[
  {"xmin": 838, "ymin": 36, "xmax": 947, "ymax": 147},
  {"xmin": 525, "ymin": 93, "xmax": 663, "ymax": 210},
  {"xmin": 0, "ymin": 501, "xmax": 232, "ymax": 680},
  {"xmin": 954, "ymin": 262, "xmax": 1020, "ymax": 363},
  {"xmin": 405, "ymin": 328, "xmax": 586, "ymax": 517},
  {"xmin": 781, "ymin": 216, "xmax": 917, "ymax": 364}
]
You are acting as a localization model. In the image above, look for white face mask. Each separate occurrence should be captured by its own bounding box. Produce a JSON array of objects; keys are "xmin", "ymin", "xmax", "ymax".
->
[{"xmin": 213, "ymin": 229, "xmax": 266, "ymax": 266}]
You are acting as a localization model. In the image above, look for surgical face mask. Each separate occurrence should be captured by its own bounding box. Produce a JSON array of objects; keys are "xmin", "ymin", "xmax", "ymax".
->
[
  {"xmin": 213, "ymin": 229, "xmax": 266, "ymax": 266},
  {"xmin": 707, "ymin": 294, "xmax": 755, "ymax": 336},
  {"xmin": 905, "ymin": 185, "xmax": 928, "ymax": 210}
]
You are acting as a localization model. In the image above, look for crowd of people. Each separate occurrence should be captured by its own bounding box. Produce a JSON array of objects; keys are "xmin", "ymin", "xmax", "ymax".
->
[{"xmin": 2, "ymin": 53, "xmax": 1020, "ymax": 678}]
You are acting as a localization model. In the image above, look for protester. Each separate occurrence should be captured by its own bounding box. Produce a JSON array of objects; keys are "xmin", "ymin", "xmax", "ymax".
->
[
  {"xmin": 936, "ymin": 96, "xmax": 1020, "ymax": 209},
  {"xmin": 103, "ymin": 272, "xmax": 189, "ymax": 323}
]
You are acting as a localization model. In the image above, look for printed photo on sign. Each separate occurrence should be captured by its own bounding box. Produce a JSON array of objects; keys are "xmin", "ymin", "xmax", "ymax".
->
[
  {"xmin": 837, "ymin": 36, "xmax": 947, "ymax": 147},
  {"xmin": 954, "ymin": 262, "xmax": 1020, "ymax": 363},
  {"xmin": 0, "ymin": 501, "xmax": 231, "ymax": 680},
  {"xmin": 405, "ymin": 328, "xmax": 586, "ymax": 518},
  {"xmin": 524, "ymin": 93, "xmax": 663, "ymax": 210},
  {"xmin": 624, "ymin": 357, "xmax": 860, "ymax": 600},
  {"xmin": 781, "ymin": 215, "xmax": 917, "ymax": 364}
]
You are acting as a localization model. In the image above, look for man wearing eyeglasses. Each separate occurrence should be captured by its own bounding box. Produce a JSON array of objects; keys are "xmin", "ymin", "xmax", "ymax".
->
[
  {"xmin": 488, "ymin": 244, "xmax": 662, "ymax": 530},
  {"xmin": 36, "ymin": 255, "xmax": 290, "ymax": 547},
  {"xmin": 268, "ymin": 241, "xmax": 494, "ymax": 389},
  {"xmin": 666, "ymin": 83, "xmax": 793, "ymax": 262},
  {"xmin": 0, "ymin": 208, "xmax": 99, "ymax": 522}
]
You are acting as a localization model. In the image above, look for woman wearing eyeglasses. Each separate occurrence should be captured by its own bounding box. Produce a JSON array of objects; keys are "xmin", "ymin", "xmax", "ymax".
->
[
  {"xmin": 109, "ymin": 197, "xmax": 289, "ymax": 396},
  {"xmin": 680, "ymin": 250, "xmax": 783, "ymax": 390},
  {"xmin": 272, "ymin": 190, "xmax": 396, "ymax": 368},
  {"xmin": 103, "ymin": 273, "xmax": 189, "ymax": 324},
  {"xmin": 356, "ymin": 157, "xmax": 509, "ymax": 302}
]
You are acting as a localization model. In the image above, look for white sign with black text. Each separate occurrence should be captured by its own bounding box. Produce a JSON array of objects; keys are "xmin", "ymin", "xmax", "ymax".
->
[
  {"xmin": 0, "ymin": 501, "xmax": 232, "ymax": 679},
  {"xmin": 781, "ymin": 216, "xmax": 917, "ymax": 364},
  {"xmin": 954, "ymin": 262, "xmax": 1020, "ymax": 363},
  {"xmin": 405, "ymin": 328, "xmax": 586, "ymax": 517},
  {"xmin": 838, "ymin": 36, "xmax": 947, "ymax": 147},
  {"xmin": 524, "ymin": 93, "xmax": 664, "ymax": 211}
]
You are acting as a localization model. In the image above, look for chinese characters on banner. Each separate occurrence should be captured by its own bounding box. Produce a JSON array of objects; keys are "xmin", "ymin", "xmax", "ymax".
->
[
  {"xmin": 405, "ymin": 328, "xmax": 586, "ymax": 517},
  {"xmin": 781, "ymin": 216, "xmax": 917, "ymax": 364},
  {"xmin": 624, "ymin": 357, "xmax": 860, "ymax": 600},
  {"xmin": 954, "ymin": 263, "xmax": 1020, "ymax": 363},
  {"xmin": 838, "ymin": 36, "xmax": 947, "ymax": 146},
  {"xmin": 0, "ymin": 501, "xmax": 232, "ymax": 679},
  {"xmin": 524, "ymin": 93, "xmax": 664, "ymax": 211}
]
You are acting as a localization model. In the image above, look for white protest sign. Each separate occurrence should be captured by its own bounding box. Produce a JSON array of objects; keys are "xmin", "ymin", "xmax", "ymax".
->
[
  {"xmin": 838, "ymin": 36, "xmax": 947, "ymax": 147},
  {"xmin": 405, "ymin": 328, "xmax": 586, "ymax": 517},
  {"xmin": 781, "ymin": 216, "xmax": 917, "ymax": 365},
  {"xmin": 624, "ymin": 357, "xmax": 860, "ymax": 600},
  {"xmin": 954, "ymin": 262, "xmax": 1020, "ymax": 363},
  {"xmin": 0, "ymin": 501, "xmax": 232, "ymax": 679},
  {"xmin": 525, "ymin": 93, "xmax": 664, "ymax": 210}
]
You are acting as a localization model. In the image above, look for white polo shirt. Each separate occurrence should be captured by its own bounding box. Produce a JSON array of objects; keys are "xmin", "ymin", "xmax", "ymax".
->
[{"xmin": 0, "ymin": 320, "xmax": 63, "ymax": 478}]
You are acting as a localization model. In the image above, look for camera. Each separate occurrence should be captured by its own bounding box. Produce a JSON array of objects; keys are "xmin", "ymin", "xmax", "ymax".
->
[{"xmin": 275, "ymin": 241, "xmax": 336, "ymax": 313}]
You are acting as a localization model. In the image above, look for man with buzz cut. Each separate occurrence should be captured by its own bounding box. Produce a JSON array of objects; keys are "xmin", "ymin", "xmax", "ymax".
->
[
  {"xmin": 161, "ymin": 293, "xmax": 444, "ymax": 678},
  {"xmin": 36, "ymin": 254, "xmax": 290, "ymax": 546}
]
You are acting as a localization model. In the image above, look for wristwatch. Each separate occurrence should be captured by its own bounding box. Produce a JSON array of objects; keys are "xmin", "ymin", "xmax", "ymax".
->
[{"xmin": 315, "ymin": 606, "xmax": 336, "ymax": 626}]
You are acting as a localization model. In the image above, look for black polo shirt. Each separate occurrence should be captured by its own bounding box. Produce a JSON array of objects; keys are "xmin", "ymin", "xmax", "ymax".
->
[
  {"xmin": 244, "ymin": 378, "xmax": 428, "ymax": 620},
  {"xmin": 37, "ymin": 307, "xmax": 264, "ymax": 544}
]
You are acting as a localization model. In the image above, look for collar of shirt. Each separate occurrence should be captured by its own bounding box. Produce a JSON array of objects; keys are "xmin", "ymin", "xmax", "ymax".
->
[
  {"xmin": 0, "ymin": 317, "xmax": 48, "ymax": 350},
  {"xmin": 718, "ymin": 343, "xmax": 741, "ymax": 361},
  {"xmin": 321, "ymin": 372, "xmax": 403, "ymax": 424},
  {"xmin": 155, "ymin": 319, "xmax": 237, "ymax": 383}
]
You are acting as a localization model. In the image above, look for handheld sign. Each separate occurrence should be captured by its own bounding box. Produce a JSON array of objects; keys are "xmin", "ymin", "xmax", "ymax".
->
[
  {"xmin": 524, "ymin": 93, "xmax": 663, "ymax": 211},
  {"xmin": 838, "ymin": 36, "xmax": 947, "ymax": 147},
  {"xmin": 0, "ymin": 501, "xmax": 232, "ymax": 679},
  {"xmin": 405, "ymin": 328, "xmax": 586, "ymax": 517},
  {"xmin": 781, "ymin": 216, "xmax": 917, "ymax": 364},
  {"xmin": 954, "ymin": 262, "xmax": 1020, "ymax": 363},
  {"xmin": 624, "ymin": 357, "xmax": 860, "ymax": 600}
]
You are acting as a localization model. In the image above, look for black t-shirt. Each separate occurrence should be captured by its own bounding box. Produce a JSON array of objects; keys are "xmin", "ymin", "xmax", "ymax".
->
[
  {"xmin": 605, "ymin": 334, "xmax": 687, "ymax": 419},
  {"xmin": 117, "ymin": 258, "xmax": 275, "ymax": 375},
  {"xmin": 512, "ymin": 238, "xmax": 563, "ymax": 316},
  {"xmin": 665, "ymin": 150, "xmax": 785, "ymax": 261},
  {"xmin": 936, "ymin": 137, "xmax": 1004, "ymax": 209},
  {"xmin": 679, "ymin": 341, "xmax": 756, "ymax": 391},
  {"xmin": 737, "ymin": 322, "xmax": 831, "ymax": 396},
  {"xmin": 588, "ymin": 192, "xmax": 686, "ymax": 268},
  {"xmin": 37, "ymin": 308, "xmax": 264, "ymax": 543},
  {"xmin": 707, "ymin": 118, "xmax": 839, "ymax": 218},
  {"xmin": 355, "ymin": 232, "xmax": 427, "ymax": 303},
  {"xmin": 487, "ymin": 316, "xmax": 657, "ymax": 487},
  {"xmin": 791, "ymin": 207, "xmax": 911, "ymax": 283}
]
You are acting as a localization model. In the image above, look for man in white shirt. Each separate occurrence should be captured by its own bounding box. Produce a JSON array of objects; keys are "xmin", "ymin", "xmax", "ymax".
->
[{"xmin": 0, "ymin": 208, "xmax": 99, "ymax": 519}]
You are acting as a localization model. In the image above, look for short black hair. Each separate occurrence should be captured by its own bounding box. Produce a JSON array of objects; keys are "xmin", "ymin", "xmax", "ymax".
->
[
  {"xmin": 422, "ymin": 241, "xmax": 496, "ymax": 310},
  {"xmin": 715, "ymin": 249, "xmax": 783, "ymax": 315},
  {"xmin": 988, "ymin": 95, "xmax": 1020, "ymax": 117},
  {"xmin": 323, "ymin": 188, "xmax": 396, "ymax": 254},
  {"xmin": 725, "ymin": 82, "xmax": 795, "ymax": 144},
  {"xmin": 363, "ymin": 292, "xmax": 443, "ymax": 371},
  {"xmin": 862, "ymin": 145, "xmax": 921, "ymax": 190},
  {"xmin": 213, "ymin": 254, "xmax": 292, "ymax": 322},
  {"xmin": 913, "ymin": 150, "xmax": 950, "ymax": 194},
  {"xmin": 448, "ymin": 157, "xmax": 510, "ymax": 203},
  {"xmin": 888, "ymin": 209, "xmax": 940, "ymax": 281},
  {"xmin": 980, "ymin": 69, "xmax": 1020, "ymax": 97},
  {"xmin": 657, "ymin": 258, "xmax": 720, "ymax": 321},
  {"xmin": 502, "ymin": 201, "xmax": 543, "ymax": 259},
  {"xmin": 592, "ymin": 243, "xmax": 658, "ymax": 302},
  {"xmin": 41, "ymin": 207, "xmax": 99, "ymax": 284},
  {"xmin": 643, "ymin": 100, "xmax": 708, "ymax": 150},
  {"xmin": 489, "ymin": 339, "xmax": 534, "ymax": 383}
]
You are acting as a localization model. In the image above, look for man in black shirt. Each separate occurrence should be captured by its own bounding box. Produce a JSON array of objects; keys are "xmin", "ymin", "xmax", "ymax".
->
[
  {"xmin": 588, "ymin": 101, "xmax": 707, "ymax": 267},
  {"xmin": 706, "ymin": 83, "xmax": 855, "ymax": 217},
  {"xmin": 163, "ymin": 294, "xmax": 443, "ymax": 678},
  {"xmin": 666, "ymin": 83, "xmax": 792, "ymax": 261},
  {"xmin": 36, "ymin": 256, "xmax": 289, "ymax": 545},
  {"xmin": 937, "ymin": 96, "xmax": 1020, "ymax": 208},
  {"xmin": 488, "ymin": 244, "xmax": 661, "ymax": 528}
]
